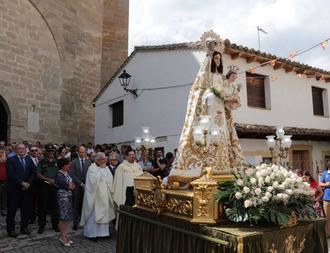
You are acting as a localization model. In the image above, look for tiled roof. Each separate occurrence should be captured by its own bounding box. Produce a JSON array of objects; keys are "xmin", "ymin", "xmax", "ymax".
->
[
  {"xmin": 135, "ymin": 39, "xmax": 330, "ymax": 76},
  {"xmin": 236, "ymin": 123, "xmax": 330, "ymax": 141},
  {"xmin": 93, "ymin": 39, "xmax": 330, "ymax": 103}
]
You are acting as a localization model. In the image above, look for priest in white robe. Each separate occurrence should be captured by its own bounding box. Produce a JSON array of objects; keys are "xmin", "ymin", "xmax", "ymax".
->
[
  {"xmin": 80, "ymin": 152, "xmax": 115, "ymax": 240},
  {"xmin": 113, "ymin": 149, "xmax": 143, "ymax": 207}
]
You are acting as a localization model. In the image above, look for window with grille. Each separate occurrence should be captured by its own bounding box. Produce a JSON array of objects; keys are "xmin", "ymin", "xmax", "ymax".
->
[{"xmin": 110, "ymin": 100, "xmax": 123, "ymax": 127}]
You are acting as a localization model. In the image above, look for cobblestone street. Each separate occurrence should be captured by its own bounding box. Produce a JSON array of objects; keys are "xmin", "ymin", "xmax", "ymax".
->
[{"xmin": 0, "ymin": 215, "xmax": 116, "ymax": 253}]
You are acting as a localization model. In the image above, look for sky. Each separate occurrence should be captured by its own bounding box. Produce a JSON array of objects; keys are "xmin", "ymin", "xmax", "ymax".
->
[{"xmin": 129, "ymin": 0, "xmax": 330, "ymax": 70}]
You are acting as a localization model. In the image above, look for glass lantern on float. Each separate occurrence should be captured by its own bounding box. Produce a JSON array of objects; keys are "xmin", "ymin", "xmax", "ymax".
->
[
  {"xmin": 134, "ymin": 126, "xmax": 156, "ymax": 159},
  {"xmin": 192, "ymin": 115, "xmax": 221, "ymax": 175},
  {"xmin": 266, "ymin": 127, "xmax": 292, "ymax": 166}
]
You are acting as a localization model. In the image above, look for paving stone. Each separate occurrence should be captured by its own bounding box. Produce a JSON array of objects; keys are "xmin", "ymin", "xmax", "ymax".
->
[{"xmin": 0, "ymin": 214, "xmax": 116, "ymax": 253}]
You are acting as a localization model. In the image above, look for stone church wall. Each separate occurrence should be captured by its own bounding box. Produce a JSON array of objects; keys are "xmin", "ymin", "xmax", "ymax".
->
[{"xmin": 0, "ymin": 0, "xmax": 128, "ymax": 144}]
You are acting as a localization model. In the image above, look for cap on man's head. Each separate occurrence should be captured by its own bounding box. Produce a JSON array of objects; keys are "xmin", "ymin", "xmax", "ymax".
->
[{"xmin": 45, "ymin": 144, "xmax": 56, "ymax": 152}]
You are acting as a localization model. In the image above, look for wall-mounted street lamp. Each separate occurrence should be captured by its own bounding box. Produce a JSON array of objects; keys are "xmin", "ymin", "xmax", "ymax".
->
[{"xmin": 118, "ymin": 70, "xmax": 138, "ymax": 97}]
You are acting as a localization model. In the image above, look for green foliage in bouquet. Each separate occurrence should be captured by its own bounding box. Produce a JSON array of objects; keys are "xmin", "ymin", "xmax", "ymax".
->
[
  {"xmin": 210, "ymin": 87, "xmax": 225, "ymax": 102},
  {"xmin": 215, "ymin": 164, "xmax": 317, "ymax": 225}
]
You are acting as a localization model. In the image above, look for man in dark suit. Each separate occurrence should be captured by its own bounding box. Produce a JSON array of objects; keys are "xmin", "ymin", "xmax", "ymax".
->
[
  {"xmin": 6, "ymin": 143, "xmax": 35, "ymax": 237},
  {"xmin": 29, "ymin": 146, "xmax": 40, "ymax": 224},
  {"xmin": 70, "ymin": 146, "xmax": 91, "ymax": 230}
]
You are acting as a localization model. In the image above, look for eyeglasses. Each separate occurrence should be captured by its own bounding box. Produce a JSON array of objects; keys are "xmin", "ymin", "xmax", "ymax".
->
[{"xmin": 31, "ymin": 150, "xmax": 38, "ymax": 152}]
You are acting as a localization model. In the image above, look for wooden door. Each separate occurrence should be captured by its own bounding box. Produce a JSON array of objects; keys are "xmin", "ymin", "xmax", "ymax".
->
[{"xmin": 292, "ymin": 150, "xmax": 310, "ymax": 172}]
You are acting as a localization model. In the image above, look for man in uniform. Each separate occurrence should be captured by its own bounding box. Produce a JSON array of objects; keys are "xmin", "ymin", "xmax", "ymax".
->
[{"xmin": 37, "ymin": 144, "xmax": 59, "ymax": 234}]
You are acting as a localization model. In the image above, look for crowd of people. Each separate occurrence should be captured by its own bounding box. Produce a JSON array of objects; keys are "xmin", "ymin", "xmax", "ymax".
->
[
  {"xmin": 2, "ymin": 139, "xmax": 330, "ymax": 243},
  {"xmin": 0, "ymin": 140, "xmax": 175, "ymax": 246}
]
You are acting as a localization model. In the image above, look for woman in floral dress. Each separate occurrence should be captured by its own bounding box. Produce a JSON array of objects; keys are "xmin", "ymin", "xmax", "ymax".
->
[{"xmin": 56, "ymin": 158, "xmax": 75, "ymax": 246}]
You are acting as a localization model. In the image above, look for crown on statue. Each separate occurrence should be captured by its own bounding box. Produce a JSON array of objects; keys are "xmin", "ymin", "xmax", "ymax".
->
[
  {"xmin": 228, "ymin": 65, "xmax": 240, "ymax": 73},
  {"xmin": 200, "ymin": 30, "xmax": 225, "ymax": 55}
]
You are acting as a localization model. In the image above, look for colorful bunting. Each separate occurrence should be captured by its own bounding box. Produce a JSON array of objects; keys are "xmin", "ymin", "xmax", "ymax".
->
[
  {"xmin": 249, "ymin": 67, "xmax": 256, "ymax": 73},
  {"xmin": 289, "ymin": 51, "xmax": 297, "ymax": 59},
  {"xmin": 321, "ymin": 40, "xmax": 328, "ymax": 50},
  {"xmin": 238, "ymin": 38, "xmax": 329, "ymax": 82}
]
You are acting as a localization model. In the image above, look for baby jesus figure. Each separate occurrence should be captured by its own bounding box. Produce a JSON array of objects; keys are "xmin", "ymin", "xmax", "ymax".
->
[{"xmin": 210, "ymin": 65, "xmax": 242, "ymax": 110}]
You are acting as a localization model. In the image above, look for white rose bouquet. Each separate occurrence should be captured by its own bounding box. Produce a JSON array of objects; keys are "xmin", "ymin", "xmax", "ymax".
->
[{"xmin": 215, "ymin": 164, "xmax": 317, "ymax": 225}]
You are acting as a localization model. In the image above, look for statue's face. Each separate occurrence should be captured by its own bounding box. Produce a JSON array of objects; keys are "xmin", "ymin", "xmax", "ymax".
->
[
  {"xmin": 213, "ymin": 53, "xmax": 221, "ymax": 67},
  {"xmin": 229, "ymin": 73, "xmax": 237, "ymax": 82}
]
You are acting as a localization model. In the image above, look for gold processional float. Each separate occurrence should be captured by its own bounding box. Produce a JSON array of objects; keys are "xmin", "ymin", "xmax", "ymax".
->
[
  {"xmin": 134, "ymin": 168, "xmax": 233, "ymax": 224},
  {"xmin": 134, "ymin": 30, "xmax": 246, "ymax": 224}
]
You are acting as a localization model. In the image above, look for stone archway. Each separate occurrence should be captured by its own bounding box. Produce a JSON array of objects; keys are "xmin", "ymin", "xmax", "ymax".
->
[{"xmin": 0, "ymin": 97, "xmax": 10, "ymax": 143}]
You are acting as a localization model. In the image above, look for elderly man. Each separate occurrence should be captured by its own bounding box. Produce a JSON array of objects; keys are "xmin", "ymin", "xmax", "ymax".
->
[
  {"xmin": 6, "ymin": 143, "xmax": 35, "ymax": 237},
  {"xmin": 71, "ymin": 146, "xmax": 91, "ymax": 230},
  {"xmin": 108, "ymin": 152, "xmax": 119, "ymax": 177},
  {"xmin": 80, "ymin": 152, "xmax": 115, "ymax": 241}
]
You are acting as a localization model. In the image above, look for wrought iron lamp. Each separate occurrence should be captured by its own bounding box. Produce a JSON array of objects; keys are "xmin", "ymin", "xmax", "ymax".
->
[
  {"xmin": 266, "ymin": 127, "xmax": 292, "ymax": 165},
  {"xmin": 118, "ymin": 70, "xmax": 138, "ymax": 97}
]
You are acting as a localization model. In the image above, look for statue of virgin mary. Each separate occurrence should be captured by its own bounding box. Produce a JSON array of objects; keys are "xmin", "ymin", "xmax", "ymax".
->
[{"xmin": 169, "ymin": 31, "xmax": 245, "ymax": 184}]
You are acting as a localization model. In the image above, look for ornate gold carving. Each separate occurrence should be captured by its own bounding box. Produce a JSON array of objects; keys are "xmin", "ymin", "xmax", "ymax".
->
[
  {"xmin": 165, "ymin": 197, "xmax": 193, "ymax": 217},
  {"xmin": 194, "ymin": 184, "xmax": 212, "ymax": 217},
  {"xmin": 268, "ymin": 234, "xmax": 306, "ymax": 253},
  {"xmin": 191, "ymin": 172, "xmax": 219, "ymax": 223},
  {"xmin": 153, "ymin": 177, "xmax": 165, "ymax": 209},
  {"xmin": 134, "ymin": 171, "xmax": 225, "ymax": 224},
  {"xmin": 136, "ymin": 191, "xmax": 157, "ymax": 210},
  {"xmin": 280, "ymin": 212, "xmax": 298, "ymax": 229},
  {"xmin": 269, "ymin": 244, "xmax": 278, "ymax": 253},
  {"xmin": 285, "ymin": 235, "xmax": 305, "ymax": 253},
  {"xmin": 135, "ymin": 176, "xmax": 164, "ymax": 214}
]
